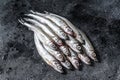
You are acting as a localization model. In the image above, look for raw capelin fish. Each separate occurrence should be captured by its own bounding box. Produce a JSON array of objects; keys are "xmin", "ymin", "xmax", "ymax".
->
[
  {"xmin": 44, "ymin": 12, "xmax": 98, "ymax": 61},
  {"xmin": 30, "ymin": 10, "xmax": 74, "ymax": 36},
  {"xmin": 22, "ymin": 18, "xmax": 70, "ymax": 55},
  {"xmin": 19, "ymin": 19, "xmax": 58, "ymax": 51},
  {"xmin": 34, "ymin": 33, "xmax": 64, "ymax": 73},
  {"xmin": 25, "ymin": 12, "xmax": 68, "ymax": 40},
  {"xmin": 18, "ymin": 10, "xmax": 98, "ymax": 73}
]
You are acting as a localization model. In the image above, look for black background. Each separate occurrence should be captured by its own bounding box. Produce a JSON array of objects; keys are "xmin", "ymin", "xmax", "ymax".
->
[{"xmin": 0, "ymin": 0, "xmax": 120, "ymax": 80}]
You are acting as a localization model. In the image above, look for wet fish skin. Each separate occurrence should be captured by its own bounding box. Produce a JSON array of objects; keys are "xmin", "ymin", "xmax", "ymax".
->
[
  {"xmin": 34, "ymin": 33, "xmax": 64, "ymax": 73},
  {"xmin": 18, "ymin": 10, "xmax": 98, "ymax": 73}
]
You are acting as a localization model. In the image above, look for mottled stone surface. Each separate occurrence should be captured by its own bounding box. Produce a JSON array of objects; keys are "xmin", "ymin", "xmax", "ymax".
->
[{"xmin": 0, "ymin": 0, "xmax": 120, "ymax": 80}]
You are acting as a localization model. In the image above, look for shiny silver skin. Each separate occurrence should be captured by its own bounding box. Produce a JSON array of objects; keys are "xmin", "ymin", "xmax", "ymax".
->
[
  {"xmin": 34, "ymin": 33, "xmax": 63, "ymax": 73},
  {"xmin": 18, "ymin": 10, "xmax": 98, "ymax": 73}
]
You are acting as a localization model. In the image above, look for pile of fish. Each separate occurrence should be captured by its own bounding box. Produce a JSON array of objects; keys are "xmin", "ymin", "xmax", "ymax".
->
[{"xmin": 19, "ymin": 10, "xmax": 98, "ymax": 73}]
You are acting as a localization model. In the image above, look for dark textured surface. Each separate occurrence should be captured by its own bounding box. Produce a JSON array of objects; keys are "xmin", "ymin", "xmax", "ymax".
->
[{"xmin": 0, "ymin": 0, "xmax": 120, "ymax": 80}]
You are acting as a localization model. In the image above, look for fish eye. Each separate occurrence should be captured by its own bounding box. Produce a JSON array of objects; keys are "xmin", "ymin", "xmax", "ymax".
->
[
  {"xmin": 49, "ymin": 42, "xmax": 57, "ymax": 49},
  {"xmin": 59, "ymin": 30, "xmax": 67, "ymax": 39}
]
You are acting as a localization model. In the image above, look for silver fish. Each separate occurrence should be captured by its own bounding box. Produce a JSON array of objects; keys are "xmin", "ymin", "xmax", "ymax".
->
[
  {"xmin": 61, "ymin": 58, "xmax": 72, "ymax": 69},
  {"xmin": 78, "ymin": 30, "xmax": 98, "ymax": 61},
  {"xmin": 46, "ymin": 12, "xmax": 98, "ymax": 61},
  {"xmin": 19, "ymin": 19, "xmax": 58, "ymax": 50},
  {"xmin": 43, "ymin": 44, "xmax": 65, "ymax": 62},
  {"xmin": 25, "ymin": 13, "xmax": 68, "ymax": 40},
  {"xmin": 23, "ymin": 18, "xmax": 71, "ymax": 56},
  {"xmin": 30, "ymin": 10, "xmax": 74, "ymax": 36},
  {"xmin": 67, "ymin": 48, "xmax": 80, "ymax": 69},
  {"xmin": 78, "ymin": 53, "xmax": 91, "ymax": 65},
  {"xmin": 59, "ymin": 45, "xmax": 70, "ymax": 56},
  {"xmin": 18, "ymin": 10, "xmax": 98, "ymax": 73},
  {"xmin": 45, "ymin": 12, "xmax": 84, "ymax": 44},
  {"xmin": 44, "ymin": 43, "xmax": 72, "ymax": 69},
  {"xmin": 23, "ymin": 18, "xmax": 63, "ymax": 46},
  {"xmin": 34, "ymin": 33, "xmax": 64, "ymax": 73},
  {"xmin": 66, "ymin": 35, "xmax": 82, "ymax": 53}
]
